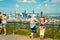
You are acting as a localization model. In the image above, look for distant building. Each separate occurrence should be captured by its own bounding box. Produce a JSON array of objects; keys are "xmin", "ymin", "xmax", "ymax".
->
[
  {"xmin": 36, "ymin": 13, "xmax": 40, "ymax": 19},
  {"xmin": 28, "ymin": 14, "xmax": 31, "ymax": 18},
  {"xmin": 41, "ymin": 11, "xmax": 43, "ymax": 17},
  {"xmin": 22, "ymin": 10, "xmax": 27, "ymax": 18},
  {"xmin": 32, "ymin": 10, "xmax": 34, "ymax": 14},
  {"xmin": 0, "ymin": 12, "xmax": 1, "ymax": 14}
]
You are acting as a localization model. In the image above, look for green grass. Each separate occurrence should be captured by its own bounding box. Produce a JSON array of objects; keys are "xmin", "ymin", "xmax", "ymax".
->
[{"xmin": 3, "ymin": 22, "xmax": 60, "ymax": 39}]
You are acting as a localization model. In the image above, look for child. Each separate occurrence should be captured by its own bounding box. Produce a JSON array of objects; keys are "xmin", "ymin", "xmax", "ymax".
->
[{"xmin": 30, "ymin": 14, "xmax": 37, "ymax": 40}]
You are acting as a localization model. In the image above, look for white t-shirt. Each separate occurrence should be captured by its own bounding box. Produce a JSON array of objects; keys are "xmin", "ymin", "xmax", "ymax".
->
[
  {"xmin": 2, "ymin": 21, "xmax": 6, "ymax": 23},
  {"xmin": 30, "ymin": 17, "xmax": 38, "ymax": 28},
  {"xmin": 2, "ymin": 16, "xmax": 7, "ymax": 23}
]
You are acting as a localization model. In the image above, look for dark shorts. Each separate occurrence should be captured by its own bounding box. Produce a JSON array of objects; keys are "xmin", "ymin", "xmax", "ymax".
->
[
  {"xmin": 2, "ymin": 23, "xmax": 7, "ymax": 28},
  {"xmin": 30, "ymin": 26, "xmax": 36, "ymax": 33}
]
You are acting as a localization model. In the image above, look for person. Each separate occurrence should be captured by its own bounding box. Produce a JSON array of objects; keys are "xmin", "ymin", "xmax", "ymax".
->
[
  {"xmin": 2, "ymin": 14, "xmax": 7, "ymax": 35},
  {"xmin": 30, "ymin": 14, "xmax": 38, "ymax": 40},
  {"xmin": 38, "ymin": 13, "xmax": 47, "ymax": 40},
  {"xmin": 0, "ymin": 12, "xmax": 2, "ymax": 34}
]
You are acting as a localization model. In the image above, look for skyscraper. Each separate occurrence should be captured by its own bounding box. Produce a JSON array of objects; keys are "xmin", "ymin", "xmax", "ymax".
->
[
  {"xmin": 41, "ymin": 11, "xmax": 43, "ymax": 17},
  {"xmin": 22, "ymin": 10, "xmax": 27, "ymax": 18},
  {"xmin": 33, "ymin": 10, "xmax": 34, "ymax": 14}
]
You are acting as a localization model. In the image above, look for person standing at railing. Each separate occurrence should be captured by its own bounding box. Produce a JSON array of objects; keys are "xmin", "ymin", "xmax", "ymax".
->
[
  {"xmin": 38, "ymin": 13, "xmax": 47, "ymax": 40},
  {"xmin": 30, "ymin": 14, "xmax": 38, "ymax": 40},
  {"xmin": 0, "ymin": 12, "xmax": 3, "ymax": 34},
  {"xmin": 2, "ymin": 14, "xmax": 7, "ymax": 35}
]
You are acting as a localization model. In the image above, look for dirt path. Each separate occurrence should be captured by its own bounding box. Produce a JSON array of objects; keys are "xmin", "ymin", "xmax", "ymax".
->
[{"xmin": 0, "ymin": 35, "xmax": 54, "ymax": 40}]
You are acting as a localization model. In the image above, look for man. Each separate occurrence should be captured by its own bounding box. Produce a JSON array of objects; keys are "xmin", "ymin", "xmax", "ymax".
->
[
  {"xmin": 30, "ymin": 14, "xmax": 38, "ymax": 40},
  {"xmin": 2, "ymin": 14, "xmax": 7, "ymax": 35},
  {"xmin": 0, "ymin": 12, "xmax": 2, "ymax": 34}
]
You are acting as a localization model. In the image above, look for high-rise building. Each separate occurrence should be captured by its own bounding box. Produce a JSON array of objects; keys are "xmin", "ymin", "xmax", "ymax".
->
[
  {"xmin": 22, "ymin": 10, "xmax": 27, "ymax": 18},
  {"xmin": 41, "ymin": 11, "xmax": 43, "ymax": 17},
  {"xmin": 32, "ymin": 10, "xmax": 34, "ymax": 14}
]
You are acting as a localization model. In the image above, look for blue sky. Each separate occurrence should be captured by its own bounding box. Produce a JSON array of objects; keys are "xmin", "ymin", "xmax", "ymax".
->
[{"xmin": 0, "ymin": 0, "xmax": 60, "ymax": 14}]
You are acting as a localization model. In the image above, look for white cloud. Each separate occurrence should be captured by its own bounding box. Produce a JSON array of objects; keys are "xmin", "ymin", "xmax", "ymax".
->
[
  {"xmin": 0, "ymin": 7, "xmax": 10, "ymax": 13},
  {"xmin": 36, "ymin": 4, "xmax": 48, "ymax": 11},
  {"xmin": 44, "ymin": 0, "xmax": 60, "ymax": 7},
  {"xmin": 16, "ymin": 4, "xmax": 20, "ymax": 11},
  {"xmin": 16, "ymin": 4, "xmax": 20, "ymax": 8},
  {"xmin": 17, "ymin": 0, "xmax": 36, "ymax": 3},
  {"xmin": 36, "ymin": 4, "xmax": 41, "ymax": 10},
  {"xmin": 35, "ymin": 3, "xmax": 60, "ymax": 13},
  {"xmin": 0, "ymin": 7, "xmax": 9, "ymax": 11},
  {"xmin": 45, "ymin": 3, "xmax": 48, "ymax": 7},
  {"xmin": 51, "ymin": 0, "xmax": 60, "ymax": 3},
  {"xmin": 44, "ymin": 0, "xmax": 60, "ymax": 4},
  {"xmin": 44, "ymin": 0, "xmax": 50, "ymax": 3},
  {"xmin": 0, "ymin": 0, "xmax": 4, "ymax": 1}
]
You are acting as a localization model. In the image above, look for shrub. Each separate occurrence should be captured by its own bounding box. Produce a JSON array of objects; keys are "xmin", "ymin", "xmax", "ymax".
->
[
  {"xmin": 45, "ymin": 28, "xmax": 53, "ymax": 38},
  {"xmin": 54, "ymin": 30, "xmax": 60, "ymax": 39}
]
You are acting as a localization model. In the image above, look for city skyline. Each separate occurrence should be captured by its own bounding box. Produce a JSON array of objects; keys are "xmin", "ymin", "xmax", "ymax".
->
[{"xmin": 0, "ymin": 0, "xmax": 60, "ymax": 14}]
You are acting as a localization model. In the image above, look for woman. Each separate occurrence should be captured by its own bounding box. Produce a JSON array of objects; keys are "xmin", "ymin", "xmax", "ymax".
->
[
  {"xmin": 2, "ymin": 14, "xmax": 7, "ymax": 35},
  {"xmin": 38, "ymin": 13, "xmax": 47, "ymax": 40}
]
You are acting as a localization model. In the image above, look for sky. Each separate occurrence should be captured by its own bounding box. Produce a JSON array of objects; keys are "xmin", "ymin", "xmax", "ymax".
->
[{"xmin": 0, "ymin": 0, "xmax": 60, "ymax": 14}]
